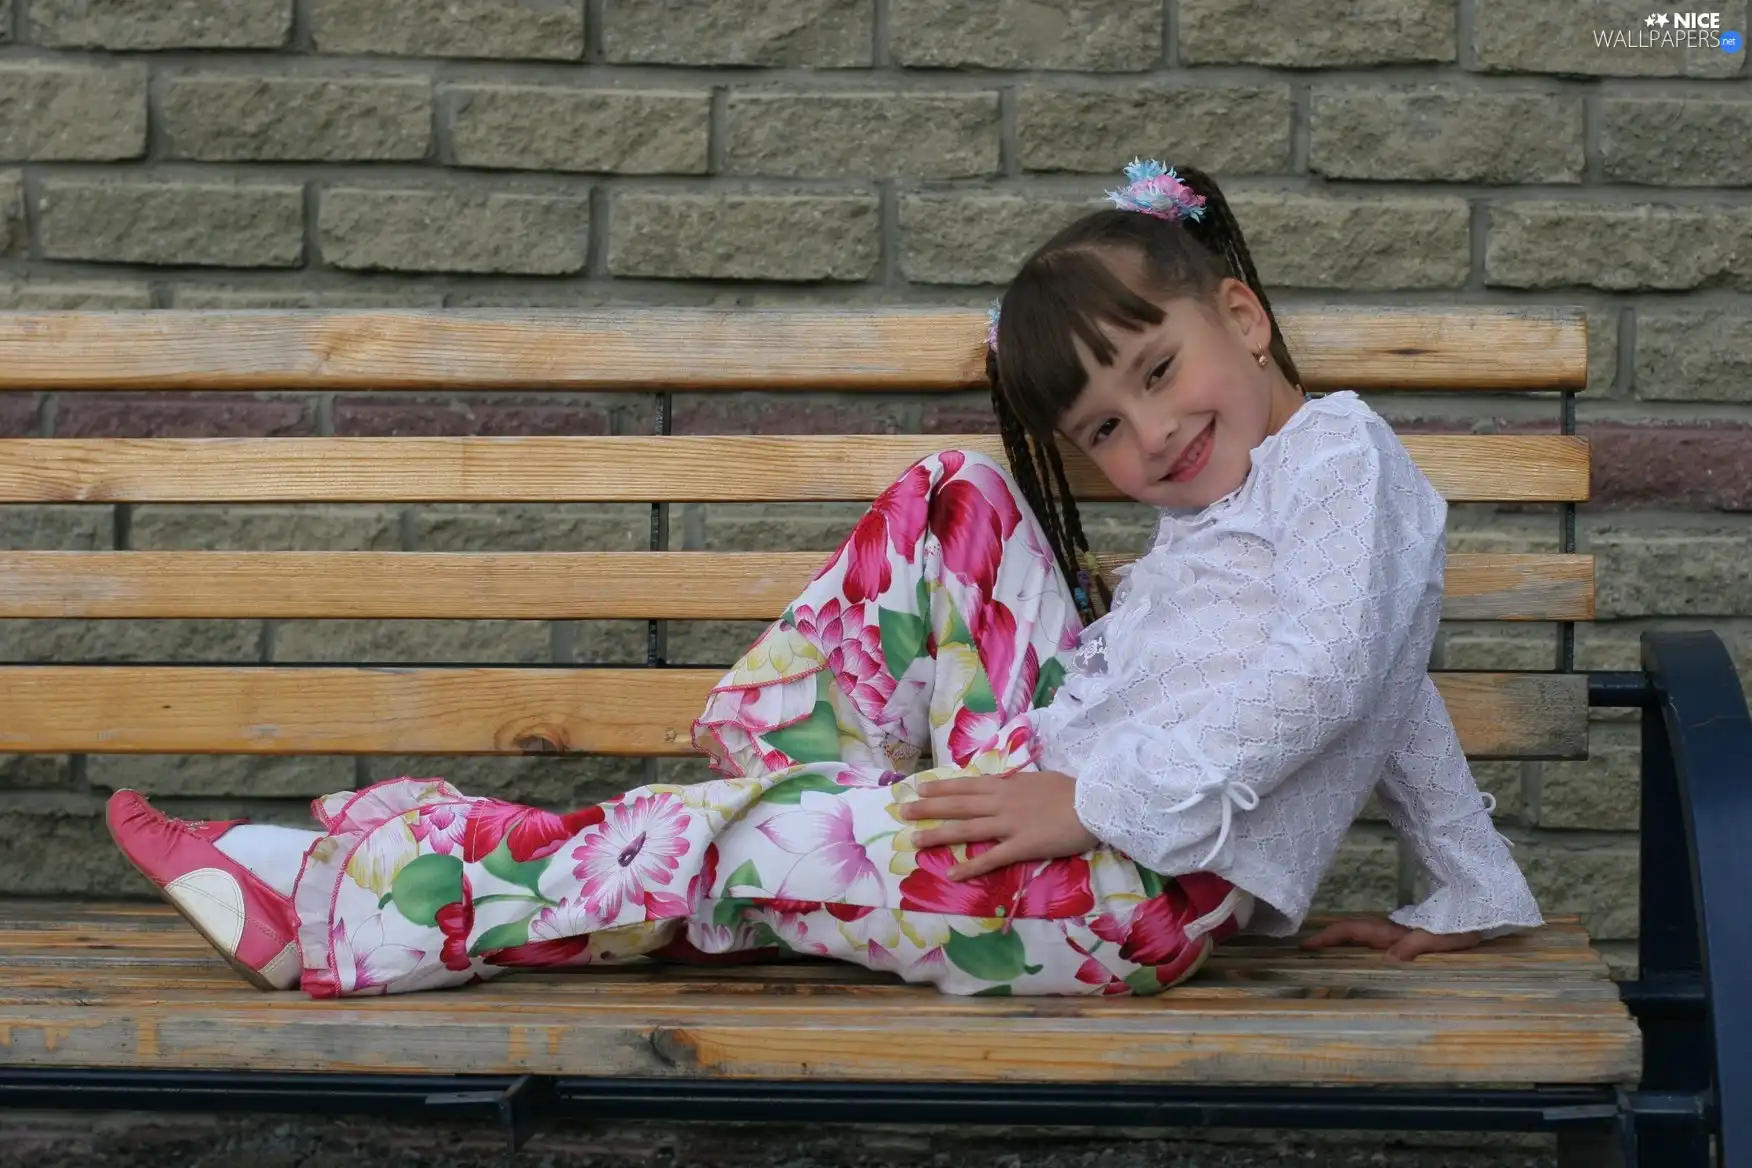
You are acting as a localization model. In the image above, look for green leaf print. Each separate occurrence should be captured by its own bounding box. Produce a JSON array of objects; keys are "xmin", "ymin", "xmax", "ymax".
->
[
  {"xmin": 943, "ymin": 603, "xmax": 972, "ymax": 648},
  {"xmin": 962, "ymin": 667, "xmax": 998, "ymax": 715},
  {"xmin": 1031, "ymin": 657, "xmax": 1067, "ymax": 709},
  {"xmin": 713, "ymin": 897, "xmax": 756, "ymax": 928},
  {"xmin": 481, "ymin": 838, "xmax": 549, "ymax": 896},
  {"xmin": 971, "ymin": 984, "xmax": 1013, "ymax": 997},
  {"xmin": 879, "ymin": 605, "xmax": 930, "ymax": 682},
  {"xmin": 762, "ymin": 700, "xmax": 844, "ymax": 764},
  {"xmin": 759, "ymin": 769, "xmax": 848, "ymax": 805},
  {"xmin": 723, "ymin": 859, "xmax": 763, "ymax": 893},
  {"xmin": 470, "ymin": 918, "xmax": 532, "ymax": 956},
  {"xmin": 1137, "ymin": 867, "xmax": 1167, "ymax": 899},
  {"xmin": 1125, "ymin": 966, "xmax": 1165, "ymax": 995},
  {"xmin": 389, "ymin": 853, "xmax": 465, "ymax": 928},
  {"xmin": 943, "ymin": 925, "xmax": 1031, "ymax": 983}
]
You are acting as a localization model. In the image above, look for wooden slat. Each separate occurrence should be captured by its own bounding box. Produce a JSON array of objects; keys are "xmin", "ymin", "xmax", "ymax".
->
[
  {"xmin": 0, "ymin": 904, "xmax": 1636, "ymax": 1087},
  {"xmin": 0, "ymin": 308, "xmax": 1587, "ymax": 392},
  {"xmin": 0, "ymin": 550, "xmax": 1595, "ymax": 622},
  {"xmin": 0, "ymin": 667, "xmax": 1589, "ymax": 759},
  {"xmin": 0, "ymin": 434, "xmax": 1591, "ymax": 504}
]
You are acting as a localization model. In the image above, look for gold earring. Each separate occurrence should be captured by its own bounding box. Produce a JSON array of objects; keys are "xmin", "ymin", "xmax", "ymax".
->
[{"xmin": 1255, "ymin": 350, "xmax": 1268, "ymax": 367}]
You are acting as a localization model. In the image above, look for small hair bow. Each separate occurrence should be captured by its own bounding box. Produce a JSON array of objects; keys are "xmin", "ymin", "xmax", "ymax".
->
[
  {"xmin": 1106, "ymin": 159, "xmax": 1207, "ymax": 222},
  {"xmin": 985, "ymin": 297, "xmax": 1002, "ymax": 353}
]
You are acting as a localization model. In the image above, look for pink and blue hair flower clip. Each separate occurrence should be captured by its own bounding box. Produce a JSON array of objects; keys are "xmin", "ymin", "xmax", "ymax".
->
[
  {"xmin": 1106, "ymin": 159, "xmax": 1206, "ymax": 222},
  {"xmin": 985, "ymin": 297, "xmax": 1002, "ymax": 353}
]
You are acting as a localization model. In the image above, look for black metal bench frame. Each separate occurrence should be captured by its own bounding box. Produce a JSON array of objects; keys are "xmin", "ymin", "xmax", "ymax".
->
[{"xmin": 1, "ymin": 631, "xmax": 1746, "ymax": 1166}]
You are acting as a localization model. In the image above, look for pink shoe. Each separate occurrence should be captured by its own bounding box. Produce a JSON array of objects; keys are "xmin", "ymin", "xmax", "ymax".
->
[{"xmin": 105, "ymin": 790, "xmax": 302, "ymax": 992}]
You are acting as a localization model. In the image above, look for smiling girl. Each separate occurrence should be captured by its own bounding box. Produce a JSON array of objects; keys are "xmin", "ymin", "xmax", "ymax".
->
[{"xmin": 106, "ymin": 162, "xmax": 1541, "ymax": 998}]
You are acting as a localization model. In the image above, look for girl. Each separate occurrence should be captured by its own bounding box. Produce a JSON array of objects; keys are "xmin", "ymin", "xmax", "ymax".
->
[{"xmin": 107, "ymin": 162, "xmax": 1541, "ymax": 999}]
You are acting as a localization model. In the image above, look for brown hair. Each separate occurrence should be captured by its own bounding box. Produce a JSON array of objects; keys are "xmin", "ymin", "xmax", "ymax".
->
[{"xmin": 986, "ymin": 165, "xmax": 1302, "ymax": 623}]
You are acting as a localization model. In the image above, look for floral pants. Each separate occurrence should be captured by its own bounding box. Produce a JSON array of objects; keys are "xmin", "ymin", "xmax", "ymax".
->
[{"xmin": 294, "ymin": 451, "xmax": 1249, "ymax": 999}]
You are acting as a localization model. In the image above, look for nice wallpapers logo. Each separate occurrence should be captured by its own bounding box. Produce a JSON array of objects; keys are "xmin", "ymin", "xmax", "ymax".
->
[{"xmin": 1593, "ymin": 11, "xmax": 1744, "ymax": 51}]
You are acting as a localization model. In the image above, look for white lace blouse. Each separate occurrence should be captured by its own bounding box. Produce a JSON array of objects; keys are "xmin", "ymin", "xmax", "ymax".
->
[{"xmin": 1034, "ymin": 392, "xmax": 1543, "ymax": 938}]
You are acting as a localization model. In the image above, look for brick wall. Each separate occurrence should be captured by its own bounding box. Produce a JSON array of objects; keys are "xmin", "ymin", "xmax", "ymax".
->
[{"xmin": 1, "ymin": 0, "xmax": 1749, "ymax": 972}]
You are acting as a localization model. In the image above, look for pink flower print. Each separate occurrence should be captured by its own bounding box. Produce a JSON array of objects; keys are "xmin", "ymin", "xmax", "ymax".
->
[
  {"xmin": 761, "ymin": 909, "xmax": 831, "ymax": 956},
  {"xmin": 947, "ymin": 707, "xmax": 1003, "ymax": 767},
  {"xmin": 756, "ymin": 791, "xmax": 884, "ymax": 904},
  {"xmin": 410, "ymin": 804, "xmax": 467, "ymax": 856},
  {"xmin": 570, "ymin": 794, "xmax": 694, "ymax": 922},
  {"xmin": 434, "ymin": 875, "xmax": 475, "ymax": 973},
  {"xmin": 461, "ymin": 799, "xmax": 606, "ymax": 864},
  {"xmin": 484, "ymin": 897, "xmax": 592, "ymax": 968},
  {"xmin": 329, "ymin": 914, "xmax": 425, "ymax": 994},
  {"xmin": 832, "ymin": 767, "xmax": 909, "ymax": 790},
  {"xmin": 792, "ymin": 599, "xmax": 896, "ymax": 717},
  {"xmin": 819, "ymin": 461, "xmax": 932, "ymax": 603}
]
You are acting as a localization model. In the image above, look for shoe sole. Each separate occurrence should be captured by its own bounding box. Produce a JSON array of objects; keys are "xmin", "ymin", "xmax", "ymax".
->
[{"xmin": 106, "ymin": 812, "xmax": 289, "ymax": 994}]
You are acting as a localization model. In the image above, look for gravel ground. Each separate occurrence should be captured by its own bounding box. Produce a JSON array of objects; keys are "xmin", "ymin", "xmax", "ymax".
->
[{"xmin": 0, "ymin": 1114, "xmax": 1565, "ymax": 1168}]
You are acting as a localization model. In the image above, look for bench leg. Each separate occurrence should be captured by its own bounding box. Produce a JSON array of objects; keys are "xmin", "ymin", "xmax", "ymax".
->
[{"xmin": 1557, "ymin": 1129, "xmax": 1627, "ymax": 1168}]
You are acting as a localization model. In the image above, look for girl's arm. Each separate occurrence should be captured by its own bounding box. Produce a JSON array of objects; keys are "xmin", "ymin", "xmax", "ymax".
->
[
  {"xmin": 1074, "ymin": 423, "xmax": 1440, "ymax": 873},
  {"xmin": 1375, "ymin": 675, "xmax": 1544, "ymax": 937}
]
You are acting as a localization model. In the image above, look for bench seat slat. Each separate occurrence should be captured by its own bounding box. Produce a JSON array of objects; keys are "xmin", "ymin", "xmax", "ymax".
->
[
  {"xmin": 0, "ymin": 667, "xmax": 1589, "ymax": 760},
  {"xmin": 0, "ymin": 906, "xmax": 1637, "ymax": 1088},
  {"xmin": 0, "ymin": 308, "xmax": 1586, "ymax": 392},
  {"xmin": 0, "ymin": 434, "xmax": 1590, "ymax": 504},
  {"xmin": 0, "ymin": 550, "xmax": 1596, "ymax": 623}
]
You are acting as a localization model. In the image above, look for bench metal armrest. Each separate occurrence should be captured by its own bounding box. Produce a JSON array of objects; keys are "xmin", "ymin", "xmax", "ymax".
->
[{"xmin": 1637, "ymin": 629, "xmax": 1752, "ymax": 1164}]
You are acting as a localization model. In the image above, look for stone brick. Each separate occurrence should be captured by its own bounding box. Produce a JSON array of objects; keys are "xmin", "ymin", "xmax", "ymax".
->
[
  {"xmin": 1018, "ymin": 85, "xmax": 1292, "ymax": 175},
  {"xmin": 672, "ymin": 394, "xmax": 912, "ymax": 434},
  {"xmin": 899, "ymin": 194, "xmax": 1094, "ymax": 285},
  {"xmin": 361, "ymin": 755, "xmax": 647, "ymax": 808},
  {"xmin": 168, "ymin": 286, "xmax": 446, "ymax": 309},
  {"xmin": 666, "ymin": 620, "xmax": 773, "ymax": 666},
  {"xmin": 1308, "ymin": 829, "xmax": 1401, "ymax": 914},
  {"xmin": 1180, "ymin": 0, "xmax": 1454, "ymax": 65},
  {"xmin": 0, "ymin": 61, "xmax": 146, "ymax": 161},
  {"xmin": 890, "ymin": 0, "xmax": 1162, "ymax": 69},
  {"xmin": 602, "ymin": 0, "xmax": 872, "ymax": 66},
  {"xmin": 1231, "ymin": 193, "xmax": 1472, "ymax": 290},
  {"xmin": 0, "ymin": 0, "xmax": 9, "ymax": 41},
  {"xmin": 1633, "ymin": 311, "xmax": 1752, "ymax": 403},
  {"xmin": 1310, "ymin": 87, "xmax": 1582, "ymax": 183},
  {"xmin": 701, "ymin": 502, "xmax": 871, "ymax": 551},
  {"xmin": 1585, "ymin": 307, "xmax": 1620, "ymax": 397},
  {"xmin": 1587, "ymin": 423, "xmax": 1752, "ymax": 512},
  {"xmin": 1468, "ymin": 760, "xmax": 1528, "ymax": 824},
  {"xmin": 129, "ymin": 506, "xmax": 401, "ymax": 551},
  {"xmin": 29, "ymin": 0, "xmax": 291, "ymax": 49},
  {"xmin": 1485, "ymin": 203, "xmax": 1752, "ymax": 291},
  {"xmin": 55, "ymin": 394, "xmax": 315, "ymax": 438},
  {"xmin": 1539, "ymin": 722, "xmax": 1638, "ymax": 830},
  {"xmin": 332, "ymin": 396, "xmax": 614, "ymax": 436},
  {"xmin": 725, "ymin": 93, "xmax": 997, "ymax": 179},
  {"xmin": 0, "ymin": 393, "xmax": 35, "ymax": 436},
  {"xmin": 609, "ymin": 193, "xmax": 878, "ymax": 281},
  {"xmin": 310, "ymin": 0, "xmax": 582, "ymax": 59},
  {"xmin": 1602, "ymin": 99, "xmax": 1752, "ymax": 186},
  {"xmin": 87, "ymin": 754, "xmax": 354, "ymax": 799},
  {"xmin": 0, "ymin": 278, "xmax": 153, "ymax": 308},
  {"xmin": 0, "ymin": 618, "xmax": 260, "ymax": 662},
  {"xmin": 0, "ymin": 170, "xmax": 22, "ymax": 255},
  {"xmin": 408, "ymin": 504, "xmax": 649, "ymax": 553},
  {"xmin": 320, "ymin": 187, "xmax": 589, "ymax": 275},
  {"xmin": 1518, "ymin": 838, "xmax": 1639, "ymax": 940},
  {"xmin": 1587, "ymin": 523, "xmax": 1752, "ymax": 618},
  {"xmin": 272, "ymin": 619, "xmax": 551, "ymax": 663},
  {"xmin": 1438, "ymin": 623, "xmax": 1558, "ymax": 672},
  {"xmin": 1472, "ymin": 0, "xmax": 1746, "ymax": 77},
  {"xmin": 163, "ymin": 72, "xmax": 430, "ymax": 162},
  {"xmin": 0, "ymin": 756, "xmax": 72, "ymax": 790},
  {"xmin": 447, "ymin": 86, "xmax": 708, "ymax": 175},
  {"xmin": 0, "ymin": 505, "xmax": 113, "ymax": 549},
  {"xmin": 0, "ymin": 796, "xmax": 137, "ymax": 895},
  {"xmin": 37, "ymin": 178, "xmax": 304, "ymax": 268},
  {"xmin": 1577, "ymin": 620, "xmax": 1752, "ymax": 697}
]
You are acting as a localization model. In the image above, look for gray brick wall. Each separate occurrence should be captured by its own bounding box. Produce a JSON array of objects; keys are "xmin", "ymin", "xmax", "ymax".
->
[{"xmin": 0, "ymin": 0, "xmax": 1749, "ymax": 976}]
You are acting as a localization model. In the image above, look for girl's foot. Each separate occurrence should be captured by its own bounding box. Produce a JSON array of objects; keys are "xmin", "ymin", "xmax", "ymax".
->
[{"xmin": 105, "ymin": 790, "xmax": 304, "ymax": 991}]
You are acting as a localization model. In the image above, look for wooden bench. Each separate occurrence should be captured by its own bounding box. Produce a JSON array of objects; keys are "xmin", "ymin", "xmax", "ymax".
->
[{"xmin": 0, "ymin": 308, "xmax": 1746, "ymax": 1166}]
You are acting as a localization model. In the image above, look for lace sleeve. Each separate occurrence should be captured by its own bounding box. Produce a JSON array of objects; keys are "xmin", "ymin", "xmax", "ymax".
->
[
  {"xmin": 1378, "ymin": 676, "xmax": 1544, "ymax": 937},
  {"xmin": 1073, "ymin": 422, "xmax": 1441, "ymax": 873}
]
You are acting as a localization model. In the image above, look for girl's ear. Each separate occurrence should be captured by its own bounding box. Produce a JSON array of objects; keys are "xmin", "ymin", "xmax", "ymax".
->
[{"xmin": 1215, "ymin": 276, "xmax": 1273, "ymax": 355}]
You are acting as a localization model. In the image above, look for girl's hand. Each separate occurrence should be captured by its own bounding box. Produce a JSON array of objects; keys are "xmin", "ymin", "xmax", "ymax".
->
[
  {"xmin": 1300, "ymin": 916, "xmax": 1483, "ymax": 962},
  {"xmin": 898, "ymin": 771, "xmax": 1099, "ymax": 881}
]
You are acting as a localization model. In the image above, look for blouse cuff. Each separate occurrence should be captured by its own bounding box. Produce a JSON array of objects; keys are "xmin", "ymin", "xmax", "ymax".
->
[{"xmin": 1389, "ymin": 888, "xmax": 1544, "ymax": 938}]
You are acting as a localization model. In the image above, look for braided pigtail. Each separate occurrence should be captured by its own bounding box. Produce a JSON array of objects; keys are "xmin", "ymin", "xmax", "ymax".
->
[{"xmin": 987, "ymin": 347, "xmax": 1110, "ymax": 626}]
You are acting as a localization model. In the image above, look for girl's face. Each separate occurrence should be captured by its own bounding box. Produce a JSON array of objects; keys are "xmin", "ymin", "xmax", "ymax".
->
[{"xmin": 1058, "ymin": 278, "xmax": 1303, "ymax": 511}]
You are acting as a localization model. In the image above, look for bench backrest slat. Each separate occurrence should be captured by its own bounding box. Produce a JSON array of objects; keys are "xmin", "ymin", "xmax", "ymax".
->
[{"xmin": 0, "ymin": 308, "xmax": 1588, "ymax": 392}]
